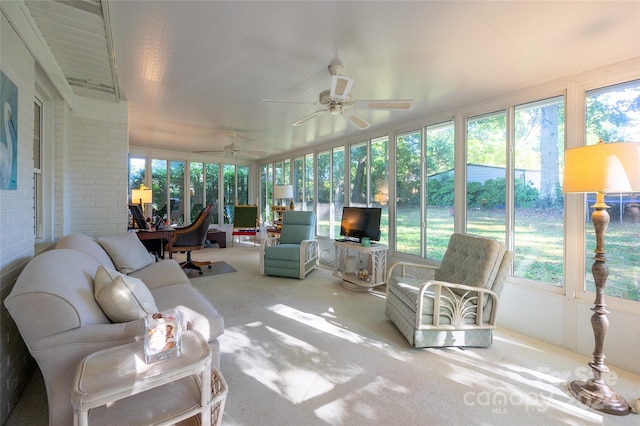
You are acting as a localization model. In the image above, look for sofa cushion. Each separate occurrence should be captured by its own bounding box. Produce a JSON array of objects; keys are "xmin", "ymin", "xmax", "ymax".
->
[
  {"xmin": 94, "ymin": 265, "xmax": 159, "ymax": 322},
  {"xmin": 56, "ymin": 233, "xmax": 116, "ymax": 269},
  {"xmin": 129, "ymin": 259, "xmax": 191, "ymax": 290},
  {"xmin": 98, "ymin": 232, "xmax": 155, "ymax": 274}
]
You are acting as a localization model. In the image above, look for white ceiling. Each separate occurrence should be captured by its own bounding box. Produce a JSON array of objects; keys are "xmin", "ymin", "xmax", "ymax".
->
[{"xmin": 24, "ymin": 1, "xmax": 640, "ymax": 159}]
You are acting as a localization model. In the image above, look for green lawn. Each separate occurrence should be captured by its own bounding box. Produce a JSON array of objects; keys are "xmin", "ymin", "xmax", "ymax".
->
[{"xmin": 319, "ymin": 205, "xmax": 638, "ymax": 301}]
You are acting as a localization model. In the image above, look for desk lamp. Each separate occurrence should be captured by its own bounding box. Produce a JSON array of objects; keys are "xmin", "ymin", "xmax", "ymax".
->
[
  {"xmin": 132, "ymin": 184, "xmax": 153, "ymax": 218},
  {"xmin": 274, "ymin": 185, "xmax": 294, "ymax": 208},
  {"xmin": 562, "ymin": 140, "xmax": 639, "ymax": 415}
]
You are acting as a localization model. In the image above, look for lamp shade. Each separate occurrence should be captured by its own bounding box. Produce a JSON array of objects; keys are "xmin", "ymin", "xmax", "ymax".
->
[
  {"xmin": 132, "ymin": 186, "xmax": 153, "ymax": 204},
  {"xmin": 563, "ymin": 142, "xmax": 640, "ymax": 193},
  {"xmin": 274, "ymin": 185, "xmax": 293, "ymax": 199}
]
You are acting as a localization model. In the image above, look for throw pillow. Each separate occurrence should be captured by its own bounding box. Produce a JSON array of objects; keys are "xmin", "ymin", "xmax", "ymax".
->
[
  {"xmin": 94, "ymin": 265, "xmax": 159, "ymax": 322},
  {"xmin": 98, "ymin": 232, "xmax": 155, "ymax": 274}
]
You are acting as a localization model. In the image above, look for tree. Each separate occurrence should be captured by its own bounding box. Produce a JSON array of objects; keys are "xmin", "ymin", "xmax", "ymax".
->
[{"xmin": 539, "ymin": 104, "xmax": 560, "ymax": 208}]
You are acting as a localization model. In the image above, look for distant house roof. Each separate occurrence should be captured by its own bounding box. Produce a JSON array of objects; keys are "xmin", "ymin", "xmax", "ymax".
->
[{"xmin": 428, "ymin": 164, "xmax": 541, "ymax": 188}]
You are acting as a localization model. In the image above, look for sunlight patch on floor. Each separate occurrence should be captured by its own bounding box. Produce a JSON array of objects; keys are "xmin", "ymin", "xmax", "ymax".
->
[
  {"xmin": 314, "ymin": 376, "xmax": 409, "ymax": 424},
  {"xmin": 493, "ymin": 333, "xmax": 546, "ymax": 352},
  {"xmin": 427, "ymin": 344, "xmax": 604, "ymax": 422},
  {"xmin": 220, "ymin": 321, "xmax": 364, "ymax": 404},
  {"xmin": 268, "ymin": 303, "xmax": 411, "ymax": 362}
]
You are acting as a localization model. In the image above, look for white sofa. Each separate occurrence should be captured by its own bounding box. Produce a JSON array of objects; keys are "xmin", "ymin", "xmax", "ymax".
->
[{"xmin": 4, "ymin": 233, "xmax": 224, "ymax": 426}]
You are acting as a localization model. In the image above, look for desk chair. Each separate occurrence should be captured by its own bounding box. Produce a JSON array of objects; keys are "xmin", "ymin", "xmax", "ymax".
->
[{"xmin": 169, "ymin": 205, "xmax": 213, "ymax": 274}]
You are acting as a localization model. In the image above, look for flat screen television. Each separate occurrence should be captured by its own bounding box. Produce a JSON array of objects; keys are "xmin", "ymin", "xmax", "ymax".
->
[{"xmin": 339, "ymin": 207, "xmax": 382, "ymax": 242}]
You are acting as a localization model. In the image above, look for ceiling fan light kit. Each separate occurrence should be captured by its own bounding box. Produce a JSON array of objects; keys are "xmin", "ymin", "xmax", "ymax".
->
[
  {"xmin": 192, "ymin": 130, "xmax": 266, "ymax": 157},
  {"xmin": 265, "ymin": 59, "xmax": 416, "ymax": 130}
]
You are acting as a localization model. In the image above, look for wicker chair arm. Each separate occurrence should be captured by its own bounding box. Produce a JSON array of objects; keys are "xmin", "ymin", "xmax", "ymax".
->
[
  {"xmin": 388, "ymin": 261, "xmax": 438, "ymax": 280},
  {"xmin": 416, "ymin": 280, "xmax": 499, "ymax": 328}
]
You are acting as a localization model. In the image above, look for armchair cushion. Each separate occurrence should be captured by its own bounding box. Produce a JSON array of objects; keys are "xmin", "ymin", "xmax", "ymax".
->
[
  {"xmin": 264, "ymin": 244, "xmax": 302, "ymax": 261},
  {"xmin": 94, "ymin": 266, "xmax": 158, "ymax": 322},
  {"xmin": 98, "ymin": 232, "xmax": 155, "ymax": 273},
  {"xmin": 279, "ymin": 211, "xmax": 315, "ymax": 244},
  {"xmin": 435, "ymin": 233, "xmax": 505, "ymax": 295}
]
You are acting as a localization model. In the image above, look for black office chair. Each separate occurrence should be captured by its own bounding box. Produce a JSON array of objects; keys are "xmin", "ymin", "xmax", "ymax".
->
[{"xmin": 168, "ymin": 205, "xmax": 213, "ymax": 274}]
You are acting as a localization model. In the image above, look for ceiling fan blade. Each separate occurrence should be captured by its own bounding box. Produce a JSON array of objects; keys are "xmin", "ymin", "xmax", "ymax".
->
[
  {"xmin": 330, "ymin": 75, "xmax": 354, "ymax": 101},
  {"xmin": 192, "ymin": 149, "xmax": 226, "ymax": 154},
  {"xmin": 353, "ymin": 99, "xmax": 416, "ymax": 111},
  {"xmin": 262, "ymin": 98, "xmax": 312, "ymax": 105},
  {"xmin": 292, "ymin": 109, "xmax": 326, "ymax": 127},
  {"xmin": 344, "ymin": 111, "xmax": 371, "ymax": 130}
]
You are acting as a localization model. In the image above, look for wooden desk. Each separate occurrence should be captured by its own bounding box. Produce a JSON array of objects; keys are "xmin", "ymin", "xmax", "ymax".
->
[
  {"xmin": 206, "ymin": 230, "xmax": 227, "ymax": 248},
  {"xmin": 136, "ymin": 229, "xmax": 175, "ymax": 259}
]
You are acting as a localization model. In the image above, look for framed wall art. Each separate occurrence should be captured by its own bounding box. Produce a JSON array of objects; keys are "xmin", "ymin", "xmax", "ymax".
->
[{"xmin": 1, "ymin": 70, "xmax": 18, "ymax": 190}]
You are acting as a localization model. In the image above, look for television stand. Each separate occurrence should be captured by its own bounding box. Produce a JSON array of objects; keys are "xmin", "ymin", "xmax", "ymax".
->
[{"xmin": 332, "ymin": 240, "xmax": 388, "ymax": 291}]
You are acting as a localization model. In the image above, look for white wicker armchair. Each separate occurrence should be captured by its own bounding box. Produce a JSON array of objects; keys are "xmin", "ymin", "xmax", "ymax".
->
[{"xmin": 385, "ymin": 233, "xmax": 513, "ymax": 348}]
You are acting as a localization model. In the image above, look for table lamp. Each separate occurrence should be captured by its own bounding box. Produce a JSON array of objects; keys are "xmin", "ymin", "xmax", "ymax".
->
[
  {"xmin": 274, "ymin": 185, "xmax": 294, "ymax": 208},
  {"xmin": 562, "ymin": 140, "xmax": 640, "ymax": 415},
  {"xmin": 132, "ymin": 184, "xmax": 153, "ymax": 218}
]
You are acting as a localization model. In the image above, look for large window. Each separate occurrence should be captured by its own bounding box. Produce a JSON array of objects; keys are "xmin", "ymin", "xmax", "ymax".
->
[
  {"xmin": 237, "ymin": 164, "xmax": 249, "ymax": 205},
  {"xmin": 425, "ymin": 122, "xmax": 454, "ymax": 260},
  {"xmin": 395, "ymin": 130, "xmax": 422, "ymax": 255},
  {"xmin": 223, "ymin": 163, "xmax": 236, "ymax": 223},
  {"xmin": 205, "ymin": 163, "xmax": 220, "ymax": 224},
  {"xmin": 584, "ymin": 80, "xmax": 640, "ymax": 301},
  {"xmin": 514, "ymin": 97, "xmax": 565, "ymax": 284},
  {"xmin": 292, "ymin": 156, "xmax": 304, "ymax": 210},
  {"xmin": 332, "ymin": 147, "xmax": 345, "ymax": 238},
  {"xmin": 33, "ymin": 100, "xmax": 43, "ymax": 239},
  {"xmin": 466, "ymin": 112, "xmax": 506, "ymax": 243},
  {"xmin": 350, "ymin": 142, "xmax": 368, "ymax": 206},
  {"xmin": 304, "ymin": 153, "xmax": 314, "ymax": 211},
  {"xmin": 169, "ymin": 161, "xmax": 185, "ymax": 225},
  {"xmin": 150, "ymin": 159, "xmax": 185, "ymax": 225},
  {"xmin": 348, "ymin": 136, "xmax": 389, "ymax": 244},
  {"xmin": 316, "ymin": 150, "xmax": 331, "ymax": 237},
  {"xmin": 260, "ymin": 163, "xmax": 273, "ymax": 223},
  {"xmin": 190, "ymin": 163, "xmax": 205, "ymax": 222}
]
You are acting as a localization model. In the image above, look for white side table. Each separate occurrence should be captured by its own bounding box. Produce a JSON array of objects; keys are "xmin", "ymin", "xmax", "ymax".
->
[
  {"xmin": 72, "ymin": 330, "xmax": 216, "ymax": 426},
  {"xmin": 333, "ymin": 240, "xmax": 388, "ymax": 291}
]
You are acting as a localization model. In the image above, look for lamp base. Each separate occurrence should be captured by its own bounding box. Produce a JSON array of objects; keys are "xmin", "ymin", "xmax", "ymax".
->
[{"xmin": 569, "ymin": 378, "xmax": 629, "ymax": 415}]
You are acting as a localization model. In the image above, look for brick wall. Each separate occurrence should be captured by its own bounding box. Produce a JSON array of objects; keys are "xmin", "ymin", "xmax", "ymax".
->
[
  {"xmin": 69, "ymin": 97, "xmax": 129, "ymax": 237},
  {"xmin": 0, "ymin": 12, "xmax": 129, "ymax": 423},
  {"xmin": 0, "ymin": 13, "xmax": 38, "ymax": 424}
]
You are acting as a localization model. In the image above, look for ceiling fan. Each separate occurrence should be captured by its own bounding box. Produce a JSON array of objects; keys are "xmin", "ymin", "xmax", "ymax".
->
[
  {"xmin": 263, "ymin": 59, "xmax": 415, "ymax": 130},
  {"xmin": 193, "ymin": 131, "xmax": 267, "ymax": 158}
]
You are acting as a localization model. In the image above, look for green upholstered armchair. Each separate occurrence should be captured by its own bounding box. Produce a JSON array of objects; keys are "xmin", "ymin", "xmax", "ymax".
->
[
  {"xmin": 385, "ymin": 233, "xmax": 513, "ymax": 348},
  {"xmin": 260, "ymin": 211, "xmax": 319, "ymax": 279}
]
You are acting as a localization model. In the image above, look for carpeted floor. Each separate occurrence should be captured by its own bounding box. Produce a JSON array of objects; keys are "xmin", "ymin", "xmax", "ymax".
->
[
  {"xmin": 186, "ymin": 261, "xmax": 236, "ymax": 278},
  {"xmin": 6, "ymin": 244, "xmax": 640, "ymax": 425}
]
